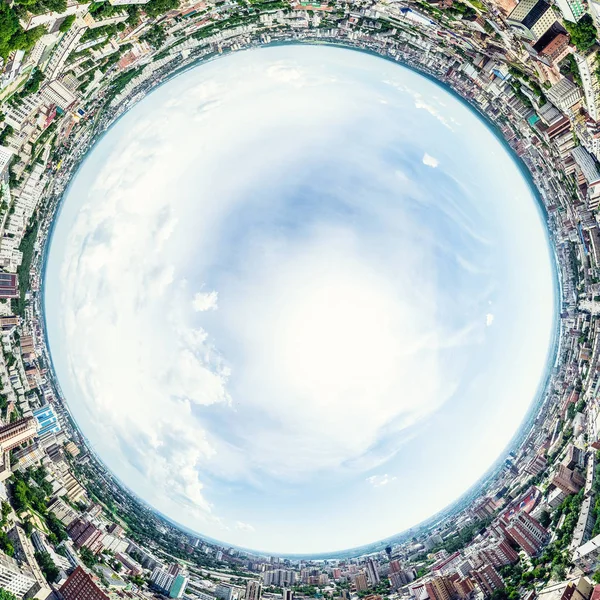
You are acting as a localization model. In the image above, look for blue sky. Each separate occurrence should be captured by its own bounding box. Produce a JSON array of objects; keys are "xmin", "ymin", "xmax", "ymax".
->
[{"xmin": 44, "ymin": 45, "xmax": 556, "ymax": 554}]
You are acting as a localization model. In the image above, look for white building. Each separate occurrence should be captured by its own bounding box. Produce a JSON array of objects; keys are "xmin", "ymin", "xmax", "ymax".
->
[
  {"xmin": 21, "ymin": 1, "xmax": 90, "ymax": 30},
  {"xmin": 547, "ymin": 77, "xmax": 583, "ymax": 112},
  {"xmin": 41, "ymin": 79, "xmax": 77, "ymax": 110},
  {"xmin": 0, "ymin": 553, "xmax": 36, "ymax": 597},
  {"xmin": 575, "ymin": 50, "xmax": 600, "ymax": 122},
  {"xmin": 44, "ymin": 21, "xmax": 88, "ymax": 80},
  {"xmin": 572, "ymin": 146, "xmax": 600, "ymax": 183}
]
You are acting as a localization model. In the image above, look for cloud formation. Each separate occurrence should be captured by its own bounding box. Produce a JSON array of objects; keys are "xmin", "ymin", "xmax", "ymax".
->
[
  {"xmin": 366, "ymin": 474, "xmax": 397, "ymax": 487},
  {"xmin": 423, "ymin": 153, "xmax": 439, "ymax": 168},
  {"xmin": 193, "ymin": 290, "xmax": 219, "ymax": 312},
  {"xmin": 45, "ymin": 45, "xmax": 555, "ymax": 553}
]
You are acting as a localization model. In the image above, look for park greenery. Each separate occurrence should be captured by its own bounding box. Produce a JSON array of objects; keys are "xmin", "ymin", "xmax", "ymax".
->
[
  {"xmin": 59, "ymin": 14, "xmax": 75, "ymax": 33},
  {"xmin": 564, "ymin": 14, "xmax": 598, "ymax": 52},
  {"xmin": 13, "ymin": 221, "xmax": 39, "ymax": 318},
  {"xmin": 80, "ymin": 546, "xmax": 97, "ymax": 568},
  {"xmin": 13, "ymin": 69, "xmax": 45, "ymax": 103},
  {"xmin": 34, "ymin": 550, "xmax": 59, "ymax": 583},
  {"xmin": 0, "ymin": 4, "xmax": 47, "ymax": 59}
]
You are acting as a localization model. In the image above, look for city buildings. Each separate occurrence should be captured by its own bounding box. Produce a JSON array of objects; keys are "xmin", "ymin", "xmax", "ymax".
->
[
  {"xmin": 170, "ymin": 573, "xmax": 189, "ymax": 598},
  {"xmin": 366, "ymin": 559, "xmax": 380, "ymax": 586},
  {"xmin": 503, "ymin": 512, "xmax": 549, "ymax": 556},
  {"xmin": 471, "ymin": 564, "xmax": 504, "ymax": 597},
  {"xmin": 60, "ymin": 566, "xmax": 109, "ymax": 600},
  {"xmin": 355, "ymin": 573, "xmax": 368, "ymax": 592},
  {"xmin": 246, "ymin": 579, "xmax": 263, "ymax": 600},
  {"xmin": 0, "ymin": 0, "xmax": 594, "ymax": 595},
  {"xmin": 216, "ymin": 582, "xmax": 245, "ymax": 600},
  {"xmin": 552, "ymin": 464, "xmax": 586, "ymax": 495},
  {"xmin": 0, "ymin": 273, "xmax": 18, "ymax": 299},
  {"xmin": 32, "ymin": 405, "xmax": 60, "ymax": 438},
  {"xmin": 0, "ymin": 417, "xmax": 37, "ymax": 451},
  {"xmin": 507, "ymin": 0, "xmax": 556, "ymax": 39}
]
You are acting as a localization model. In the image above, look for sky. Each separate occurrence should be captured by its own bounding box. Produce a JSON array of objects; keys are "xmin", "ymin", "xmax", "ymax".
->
[{"xmin": 44, "ymin": 45, "xmax": 556, "ymax": 555}]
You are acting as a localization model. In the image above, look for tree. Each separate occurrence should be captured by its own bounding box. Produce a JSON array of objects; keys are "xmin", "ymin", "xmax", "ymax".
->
[
  {"xmin": 126, "ymin": 4, "xmax": 140, "ymax": 24},
  {"xmin": 80, "ymin": 546, "xmax": 97, "ymax": 569},
  {"xmin": 59, "ymin": 14, "xmax": 75, "ymax": 32},
  {"xmin": 490, "ymin": 589, "xmax": 509, "ymax": 600},
  {"xmin": 141, "ymin": 24, "xmax": 166, "ymax": 48},
  {"xmin": 14, "ymin": 68, "xmax": 45, "ymax": 101},
  {"xmin": 144, "ymin": 0, "xmax": 179, "ymax": 17},
  {"xmin": 22, "ymin": 520, "xmax": 32, "ymax": 537},
  {"xmin": 34, "ymin": 551, "xmax": 59, "ymax": 583},
  {"xmin": 46, "ymin": 513, "xmax": 67, "ymax": 542},
  {"xmin": 0, "ymin": 590, "xmax": 17, "ymax": 600},
  {"xmin": 539, "ymin": 510, "xmax": 551, "ymax": 528},
  {"xmin": 0, "ymin": 532, "xmax": 14, "ymax": 557},
  {"xmin": 564, "ymin": 14, "xmax": 598, "ymax": 53}
]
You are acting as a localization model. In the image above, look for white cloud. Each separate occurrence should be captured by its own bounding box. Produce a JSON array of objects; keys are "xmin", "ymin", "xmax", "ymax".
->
[
  {"xmin": 423, "ymin": 153, "xmax": 439, "ymax": 168},
  {"xmin": 193, "ymin": 290, "xmax": 219, "ymax": 312},
  {"xmin": 366, "ymin": 474, "xmax": 397, "ymax": 487},
  {"xmin": 486, "ymin": 313, "xmax": 495, "ymax": 327},
  {"xmin": 44, "ymin": 45, "xmax": 555, "ymax": 554}
]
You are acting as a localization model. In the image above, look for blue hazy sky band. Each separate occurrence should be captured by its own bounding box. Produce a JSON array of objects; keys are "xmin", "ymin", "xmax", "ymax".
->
[{"xmin": 44, "ymin": 45, "xmax": 555, "ymax": 554}]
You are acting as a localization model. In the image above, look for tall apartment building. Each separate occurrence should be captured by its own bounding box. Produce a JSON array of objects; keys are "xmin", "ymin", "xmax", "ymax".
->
[
  {"xmin": 552, "ymin": 463, "xmax": 586, "ymax": 494},
  {"xmin": 450, "ymin": 575, "xmax": 475, "ymax": 599},
  {"xmin": 366, "ymin": 559, "xmax": 380, "ymax": 586},
  {"xmin": 152, "ymin": 566, "xmax": 175, "ymax": 593},
  {"xmin": 263, "ymin": 569, "xmax": 296, "ymax": 586},
  {"xmin": 507, "ymin": 0, "xmax": 556, "ymax": 40},
  {"xmin": 0, "ymin": 146, "xmax": 12, "ymax": 183},
  {"xmin": 480, "ymin": 536, "xmax": 520, "ymax": 567},
  {"xmin": 555, "ymin": 0, "xmax": 586, "ymax": 21},
  {"xmin": 60, "ymin": 566, "xmax": 109, "ymax": 600},
  {"xmin": 44, "ymin": 20, "xmax": 88, "ymax": 79},
  {"xmin": 536, "ymin": 31, "xmax": 570, "ymax": 66},
  {"xmin": 170, "ymin": 574, "xmax": 189, "ymax": 599},
  {"xmin": 389, "ymin": 560, "xmax": 402, "ymax": 574},
  {"xmin": 426, "ymin": 576, "xmax": 456, "ymax": 600},
  {"xmin": 575, "ymin": 49, "xmax": 600, "ymax": 124},
  {"xmin": 0, "ymin": 552, "xmax": 35, "ymax": 597},
  {"xmin": 0, "ymin": 417, "xmax": 37, "ymax": 451},
  {"xmin": 472, "ymin": 564, "xmax": 504, "ymax": 597},
  {"xmin": 504, "ymin": 512, "xmax": 549, "ymax": 556},
  {"xmin": 4, "ymin": 94, "xmax": 42, "ymax": 131},
  {"xmin": 67, "ymin": 518, "xmax": 105, "ymax": 552},
  {"xmin": 354, "ymin": 573, "xmax": 368, "ymax": 592},
  {"xmin": 0, "ymin": 273, "xmax": 18, "ymax": 299},
  {"xmin": 472, "ymin": 497, "xmax": 496, "ymax": 520},
  {"xmin": 246, "ymin": 580, "xmax": 263, "ymax": 600},
  {"xmin": 215, "ymin": 582, "xmax": 244, "ymax": 600},
  {"xmin": 524, "ymin": 453, "xmax": 548, "ymax": 476}
]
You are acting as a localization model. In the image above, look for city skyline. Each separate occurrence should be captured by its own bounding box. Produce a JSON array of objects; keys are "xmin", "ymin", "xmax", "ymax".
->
[{"xmin": 0, "ymin": 0, "xmax": 592, "ymax": 589}]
